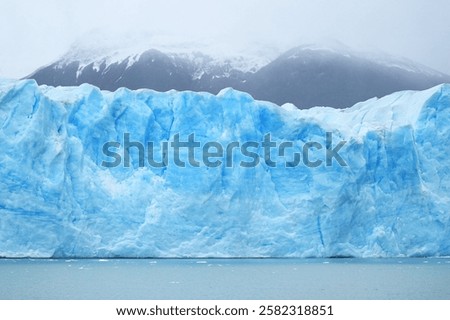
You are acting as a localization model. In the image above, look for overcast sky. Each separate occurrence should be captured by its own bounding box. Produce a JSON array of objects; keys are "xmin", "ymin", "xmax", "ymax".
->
[{"xmin": 1, "ymin": 0, "xmax": 449, "ymax": 78}]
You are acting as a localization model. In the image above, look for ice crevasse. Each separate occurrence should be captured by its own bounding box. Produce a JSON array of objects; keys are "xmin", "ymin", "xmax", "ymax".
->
[{"xmin": 0, "ymin": 79, "xmax": 449, "ymax": 258}]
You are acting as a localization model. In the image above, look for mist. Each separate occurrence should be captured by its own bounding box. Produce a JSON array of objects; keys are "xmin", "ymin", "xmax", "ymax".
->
[{"xmin": 1, "ymin": 0, "xmax": 449, "ymax": 78}]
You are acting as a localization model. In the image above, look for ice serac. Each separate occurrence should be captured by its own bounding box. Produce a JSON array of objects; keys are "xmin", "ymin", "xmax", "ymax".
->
[{"xmin": 0, "ymin": 79, "xmax": 449, "ymax": 258}]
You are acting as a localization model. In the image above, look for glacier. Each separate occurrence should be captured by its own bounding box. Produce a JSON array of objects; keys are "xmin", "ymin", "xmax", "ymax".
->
[{"xmin": 0, "ymin": 78, "xmax": 449, "ymax": 258}]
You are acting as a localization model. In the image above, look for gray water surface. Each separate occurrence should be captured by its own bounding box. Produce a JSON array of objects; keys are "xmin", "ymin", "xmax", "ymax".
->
[{"xmin": 0, "ymin": 258, "xmax": 449, "ymax": 299}]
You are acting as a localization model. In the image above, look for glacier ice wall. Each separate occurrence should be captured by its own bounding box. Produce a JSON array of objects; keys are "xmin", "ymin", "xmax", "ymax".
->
[{"xmin": 0, "ymin": 79, "xmax": 449, "ymax": 258}]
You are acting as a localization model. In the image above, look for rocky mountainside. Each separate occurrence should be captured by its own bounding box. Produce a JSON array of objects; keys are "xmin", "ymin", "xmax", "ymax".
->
[{"xmin": 27, "ymin": 43, "xmax": 450, "ymax": 108}]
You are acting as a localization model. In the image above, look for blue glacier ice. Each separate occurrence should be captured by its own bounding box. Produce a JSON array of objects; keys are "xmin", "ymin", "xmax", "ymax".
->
[{"xmin": 0, "ymin": 79, "xmax": 449, "ymax": 258}]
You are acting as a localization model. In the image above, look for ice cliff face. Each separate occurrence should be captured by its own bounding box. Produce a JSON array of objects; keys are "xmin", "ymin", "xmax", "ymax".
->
[{"xmin": 0, "ymin": 79, "xmax": 449, "ymax": 258}]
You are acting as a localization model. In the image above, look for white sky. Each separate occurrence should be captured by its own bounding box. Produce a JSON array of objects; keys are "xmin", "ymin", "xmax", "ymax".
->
[{"xmin": 1, "ymin": 0, "xmax": 449, "ymax": 78}]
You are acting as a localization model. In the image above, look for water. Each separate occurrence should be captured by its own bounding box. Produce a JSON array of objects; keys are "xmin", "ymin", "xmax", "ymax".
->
[{"xmin": 0, "ymin": 258, "xmax": 449, "ymax": 299}]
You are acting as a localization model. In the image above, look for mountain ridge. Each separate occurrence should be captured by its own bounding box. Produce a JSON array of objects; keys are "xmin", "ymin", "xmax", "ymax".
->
[{"xmin": 27, "ymin": 42, "xmax": 450, "ymax": 108}]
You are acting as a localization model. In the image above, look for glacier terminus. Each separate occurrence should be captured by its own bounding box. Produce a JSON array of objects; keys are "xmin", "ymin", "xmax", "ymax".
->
[{"xmin": 0, "ymin": 79, "xmax": 449, "ymax": 258}]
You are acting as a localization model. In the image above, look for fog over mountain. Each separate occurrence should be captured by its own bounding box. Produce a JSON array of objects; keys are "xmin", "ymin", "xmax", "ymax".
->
[{"xmin": 27, "ymin": 41, "xmax": 450, "ymax": 108}]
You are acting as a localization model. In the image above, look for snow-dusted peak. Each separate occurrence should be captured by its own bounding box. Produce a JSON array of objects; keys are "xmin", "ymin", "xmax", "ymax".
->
[
  {"xmin": 56, "ymin": 31, "xmax": 277, "ymax": 75},
  {"xmin": 28, "ymin": 36, "xmax": 450, "ymax": 109},
  {"xmin": 363, "ymin": 51, "xmax": 450, "ymax": 78},
  {"xmin": 286, "ymin": 40, "xmax": 353, "ymax": 55},
  {"xmin": 282, "ymin": 42, "xmax": 448, "ymax": 78}
]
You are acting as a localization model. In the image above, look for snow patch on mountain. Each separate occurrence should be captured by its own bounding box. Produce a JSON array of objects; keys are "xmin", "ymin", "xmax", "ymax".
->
[
  {"xmin": 283, "ymin": 42, "xmax": 448, "ymax": 78},
  {"xmin": 55, "ymin": 33, "xmax": 276, "ymax": 79}
]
